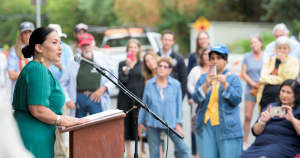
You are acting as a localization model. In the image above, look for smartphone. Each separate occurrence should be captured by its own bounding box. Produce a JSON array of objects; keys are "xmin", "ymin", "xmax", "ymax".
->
[
  {"xmin": 269, "ymin": 106, "xmax": 286, "ymax": 116},
  {"xmin": 127, "ymin": 51, "xmax": 134, "ymax": 62}
]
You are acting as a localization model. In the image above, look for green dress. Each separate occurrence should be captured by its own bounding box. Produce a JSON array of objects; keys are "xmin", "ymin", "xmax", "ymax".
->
[{"xmin": 13, "ymin": 61, "xmax": 65, "ymax": 158}]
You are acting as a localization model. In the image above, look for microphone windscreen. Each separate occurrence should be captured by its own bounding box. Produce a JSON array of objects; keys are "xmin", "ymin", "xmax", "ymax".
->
[{"xmin": 74, "ymin": 54, "xmax": 82, "ymax": 62}]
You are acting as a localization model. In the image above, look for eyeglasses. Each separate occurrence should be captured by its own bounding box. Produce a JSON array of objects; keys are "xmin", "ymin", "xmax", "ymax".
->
[{"xmin": 158, "ymin": 64, "xmax": 170, "ymax": 69}]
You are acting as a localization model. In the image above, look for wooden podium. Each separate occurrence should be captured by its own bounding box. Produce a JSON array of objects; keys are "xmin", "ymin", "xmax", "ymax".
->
[{"xmin": 60, "ymin": 110, "xmax": 126, "ymax": 158}]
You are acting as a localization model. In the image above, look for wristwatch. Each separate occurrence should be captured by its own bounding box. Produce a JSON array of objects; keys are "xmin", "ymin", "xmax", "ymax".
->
[
  {"xmin": 122, "ymin": 66, "xmax": 131, "ymax": 71},
  {"xmin": 55, "ymin": 115, "xmax": 62, "ymax": 126}
]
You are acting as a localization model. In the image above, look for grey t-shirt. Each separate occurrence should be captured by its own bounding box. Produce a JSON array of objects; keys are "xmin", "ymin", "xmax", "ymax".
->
[{"xmin": 242, "ymin": 52, "xmax": 264, "ymax": 94}]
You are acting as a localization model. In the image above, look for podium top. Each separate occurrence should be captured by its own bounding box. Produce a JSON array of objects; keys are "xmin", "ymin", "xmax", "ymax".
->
[{"xmin": 59, "ymin": 109, "xmax": 126, "ymax": 133}]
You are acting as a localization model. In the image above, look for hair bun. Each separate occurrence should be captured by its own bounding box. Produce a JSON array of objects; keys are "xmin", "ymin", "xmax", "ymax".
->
[{"xmin": 22, "ymin": 45, "xmax": 33, "ymax": 58}]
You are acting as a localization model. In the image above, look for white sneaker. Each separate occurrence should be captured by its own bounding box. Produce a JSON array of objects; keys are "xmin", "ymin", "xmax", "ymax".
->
[{"xmin": 243, "ymin": 142, "xmax": 248, "ymax": 151}]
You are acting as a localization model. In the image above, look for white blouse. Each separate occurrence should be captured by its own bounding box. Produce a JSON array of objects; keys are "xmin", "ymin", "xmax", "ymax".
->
[{"xmin": 187, "ymin": 66, "xmax": 202, "ymax": 117}]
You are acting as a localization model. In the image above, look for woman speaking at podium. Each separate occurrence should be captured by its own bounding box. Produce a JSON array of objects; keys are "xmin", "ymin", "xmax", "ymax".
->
[{"xmin": 12, "ymin": 27, "xmax": 89, "ymax": 158}]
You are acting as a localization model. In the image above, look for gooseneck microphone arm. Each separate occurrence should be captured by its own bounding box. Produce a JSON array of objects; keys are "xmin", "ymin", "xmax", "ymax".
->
[{"xmin": 74, "ymin": 55, "xmax": 184, "ymax": 158}]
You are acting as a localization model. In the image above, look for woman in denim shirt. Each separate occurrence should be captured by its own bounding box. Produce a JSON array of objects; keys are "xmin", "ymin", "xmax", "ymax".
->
[
  {"xmin": 192, "ymin": 44, "xmax": 244, "ymax": 158},
  {"xmin": 138, "ymin": 56, "xmax": 191, "ymax": 158}
]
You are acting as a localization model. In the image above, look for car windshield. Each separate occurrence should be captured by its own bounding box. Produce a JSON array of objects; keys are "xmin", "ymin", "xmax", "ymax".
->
[{"xmin": 106, "ymin": 37, "xmax": 151, "ymax": 47}]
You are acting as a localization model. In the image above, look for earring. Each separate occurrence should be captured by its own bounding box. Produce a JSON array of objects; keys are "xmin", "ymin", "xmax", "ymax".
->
[{"xmin": 40, "ymin": 57, "xmax": 44, "ymax": 64}]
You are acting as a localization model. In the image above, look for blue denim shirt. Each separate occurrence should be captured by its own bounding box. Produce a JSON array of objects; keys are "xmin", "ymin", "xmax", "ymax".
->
[
  {"xmin": 192, "ymin": 69, "xmax": 244, "ymax": 139},
  {"xmin": 138, "ymin": 75, "xmax": 183, "ymax": 129},
  {"xmin": 49, "ymin": 42, "xmax": 73, "ymax": 80}
]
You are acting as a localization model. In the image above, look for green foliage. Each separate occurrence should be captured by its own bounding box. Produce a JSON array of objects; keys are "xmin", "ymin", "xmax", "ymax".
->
[
  {"xmin": 0, "ymin": 0, "xmax": 42, "ymax": 47},
  {"xmin": 1, "ymin": 0, "xmax": 300, "ymax": 55},
  {"xmin": 261, "ymin": 0, "xmax": 300, "ymax": 35},
  {"xmin": 0, "ymin": 0, "xmax": 120, "ymax": 47},
  {"xmin": 227, "ymin": 32, "xmax": 274, "ymax": 54},
  {"xmin": 158, "ymin": 1, "xmax": 199, "ymax": 57}
]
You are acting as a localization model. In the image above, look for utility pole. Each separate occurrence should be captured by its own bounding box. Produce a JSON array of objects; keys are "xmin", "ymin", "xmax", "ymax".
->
[{"xmin": 36, "ymin": 0, "xmax": 41, "ymax": 28}]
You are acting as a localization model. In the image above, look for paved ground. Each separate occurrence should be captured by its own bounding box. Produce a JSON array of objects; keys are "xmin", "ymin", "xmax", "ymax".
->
[{"xmin": 5, "ymin": 73, "xmax": 259, "ymax": 157}]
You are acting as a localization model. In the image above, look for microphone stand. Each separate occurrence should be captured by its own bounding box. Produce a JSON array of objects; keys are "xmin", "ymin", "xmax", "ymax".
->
[{"xmin": 94, "ymin": 66, "xmax": 184, "ymax": 158}]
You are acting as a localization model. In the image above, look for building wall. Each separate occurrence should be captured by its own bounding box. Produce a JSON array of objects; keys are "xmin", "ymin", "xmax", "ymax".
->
[{"xmin": 189, "ymin": 21, "xmax": 275, "ymax": 52}]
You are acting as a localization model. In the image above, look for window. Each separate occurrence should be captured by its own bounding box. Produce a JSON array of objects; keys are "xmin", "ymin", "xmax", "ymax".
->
[{"xmin": 106, "ymin": 37, "xmax": 151, "ymax": 47}]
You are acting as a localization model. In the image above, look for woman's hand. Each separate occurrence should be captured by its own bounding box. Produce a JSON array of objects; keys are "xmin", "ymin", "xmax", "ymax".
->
[
  {"xmin": 54, "ymin": 62, "xmax": 63, "ymax": 70},
  {"xmin": 205, "ymin": 74, "xmax": 216, "ymax": 86},
  {"xmin": 138, "ymin": 124, "xmax": 147, "ymax": 138},
  {"xmin": 188, "ymin": 98, "xmax": 193, "ymax": 106},
  {"xmin": 66, "ymin": 101, "xmax": 76, "ymax": 110},
  {"xmin": 260, "ymin": 105, "xmax": 273, "ymax": 123},
  {"xmin": 174, "ymin": 124, "xmax": 185, "ymax": 137},
  {"xmin": 252, "ymin": 82, "xmax": 258, "ymax": 88},
  {"xmin": 276, "ymin": 51, "xmax": 286, "ymax": 63},
  {"xmin": 217, "ymin": 75, "xmax": 227, "ymax": 86},
  {"xmin": 60, "ymin": 116, "xmax": 90, "ymax": 127},
  {"xmin": 279, "ymin": 105, "xmax": 296, "ymax": 123},
  {"xmin": 125, "ymin": 58, "xmax": 133, "ymax": 68}
]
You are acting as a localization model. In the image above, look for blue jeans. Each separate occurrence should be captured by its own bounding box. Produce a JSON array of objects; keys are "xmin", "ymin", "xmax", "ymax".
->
[
  {"xmin": 147, "ymin": 127, "xmax": 191, "ymax": 158},
  {"xmin": 195, "ymin": 120, "xmax": 242, "ymax": 158},
  {"xmin": 76, "ymin": 93, "xmax": 102, "ymax": 118}
]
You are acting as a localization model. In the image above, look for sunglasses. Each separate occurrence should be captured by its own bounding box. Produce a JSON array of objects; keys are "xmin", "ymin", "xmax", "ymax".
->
[{"xmin": 158, "ymin": 64, "xmax": 170, "ymax": 69}]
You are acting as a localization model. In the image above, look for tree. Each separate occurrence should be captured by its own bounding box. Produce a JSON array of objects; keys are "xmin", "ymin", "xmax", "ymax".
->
[
  {"xmin": 0, "ymin": 0, "xmax": 41, "ymax": 47},
  {"xmin": 261, "ymin": 0, "xmax": 300, "ymax": 35}
]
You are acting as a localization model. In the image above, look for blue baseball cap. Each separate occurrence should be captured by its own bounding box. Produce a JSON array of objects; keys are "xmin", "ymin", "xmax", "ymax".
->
[{"xmin": 209, "ymin": 44, "xmax": 229, "ymax": 55}]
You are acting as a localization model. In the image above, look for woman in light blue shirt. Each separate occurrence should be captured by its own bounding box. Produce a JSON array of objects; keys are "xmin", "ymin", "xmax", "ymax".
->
[
  {"xmin": 138, "ymin": 56, "xmax": 191, "ymax": 158},
  {"xmin": 7, "ymin": 21, "xmax": 34, "ymax": 104}
]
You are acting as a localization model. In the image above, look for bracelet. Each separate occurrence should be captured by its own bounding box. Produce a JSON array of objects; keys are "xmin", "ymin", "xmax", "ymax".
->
[
  {"xmin": 55, "ymin": 115, "xmax": 62, "ymax": 126},
  {"xmin": 258, "ymin": 118, "xmax": 266, "ymax": 126}
]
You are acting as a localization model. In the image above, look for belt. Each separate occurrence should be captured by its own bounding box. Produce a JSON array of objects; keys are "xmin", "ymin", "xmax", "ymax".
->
[{"xmin": 77, "ymin": 91, "xmax": 94, "ymax": 96}]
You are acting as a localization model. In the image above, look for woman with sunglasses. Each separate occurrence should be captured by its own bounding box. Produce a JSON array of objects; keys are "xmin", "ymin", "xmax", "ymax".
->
[{"xmin": 138, "ymin": 56, "xmax": 191, "ymax": 158}]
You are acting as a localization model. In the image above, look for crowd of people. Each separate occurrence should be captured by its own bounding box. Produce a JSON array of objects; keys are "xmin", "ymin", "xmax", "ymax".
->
[{"xmin": 1, "ymin": 21, "xmax": 300, "ymax": 158}]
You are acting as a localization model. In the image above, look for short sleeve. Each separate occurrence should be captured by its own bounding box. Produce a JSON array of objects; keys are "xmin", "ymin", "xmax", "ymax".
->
[
  {"xmin": 7, "ymin": 47, "xmax": 19, "ymax": 71},
  {"xmin": 26, "ymin": 64, "xmax": 51, "ymax": 107},
  {"xmin": 242, "ymin": 53, "xmax": 248, "ymax": 65}
]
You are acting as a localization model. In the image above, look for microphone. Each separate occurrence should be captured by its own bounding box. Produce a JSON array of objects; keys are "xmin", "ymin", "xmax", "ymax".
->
[{"xmin": 74, "ymin": 54, "xmax": 105, "ymax": 70}]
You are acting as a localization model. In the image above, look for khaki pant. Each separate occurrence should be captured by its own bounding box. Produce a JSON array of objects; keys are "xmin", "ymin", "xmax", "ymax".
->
[{"xmin": 54, "ymin": 105, "xmax": 69, "ymax": 158}]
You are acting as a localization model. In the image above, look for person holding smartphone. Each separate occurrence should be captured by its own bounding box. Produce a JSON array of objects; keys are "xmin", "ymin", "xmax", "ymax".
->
[
  {"xmin": 240, "ymin": 79, "xmax": 300, "ymax": 158},
  {"xmin": 192, "ymin": 44, "xmax": 244, "ymax": 158},
  {"xmin": 117, "ymin": 39, "xmax": 144, "ymax": 158},
  {"xmin": 256, "ymin": 36, "xmax": 299, "ymax": 113}
]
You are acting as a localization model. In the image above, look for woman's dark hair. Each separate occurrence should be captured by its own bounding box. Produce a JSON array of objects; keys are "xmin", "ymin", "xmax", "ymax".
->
[
  {"xmin": 22, "ymin": 27, "xmax": 55, "ymax": 58},
  {"xmin": 209, "ymin": 51, "xmax": 228, "ymax": 61},
  {"xmin": 279, "ymin": 79, "xmax": 300, "ymax": 107},
  {"xmin": 197, "ymin": 46, "xmax": 210, "ymax": 67}
]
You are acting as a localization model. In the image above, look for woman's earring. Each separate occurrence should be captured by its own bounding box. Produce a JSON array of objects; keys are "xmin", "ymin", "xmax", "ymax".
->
[{"xmin": 40, "ymin": 57, "xmax": 44, "ymax": 64}]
